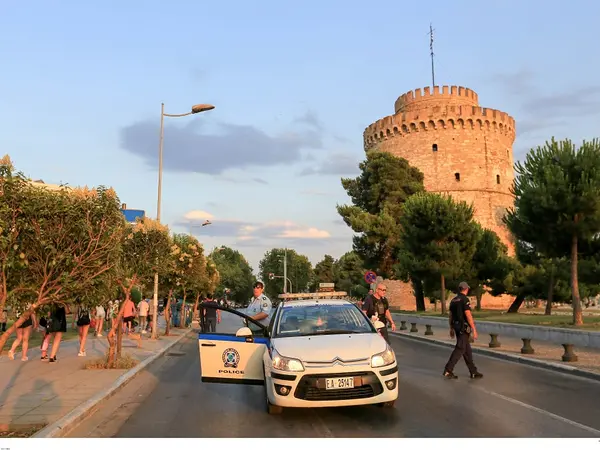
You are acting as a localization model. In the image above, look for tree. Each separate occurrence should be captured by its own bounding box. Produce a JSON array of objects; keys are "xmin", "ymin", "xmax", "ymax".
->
[
  {"xmin": 337, "ymin": 150, "xmax": 425, "ymax": 278},
  {"xmin": 259, "ymin": 248, "xmax": 313, "ymax": 300},
  {"xmin": 398, "ymin": 192, "xmax": 480, "ymax": 315},
  {"xmin": 210, "ymin": 246, "xmax": 255, "ymax": 304},
  {"xmin": 0, "ymin": 181, "xmax": 126, "ymax": 353},
  {"xmin": 311, "ymin": 255, "xmax": 335, "ymax": 290},
  {"xmin": 0, "ymin": 156, "xmax": 32, "ymax": 316},
  {"xmin": 504, "ymin": 138, "xmax": 600, "ymax": 325},
  {"xmin": 333, "ymin": 251, "xmax": 370, "ymax": 299}
]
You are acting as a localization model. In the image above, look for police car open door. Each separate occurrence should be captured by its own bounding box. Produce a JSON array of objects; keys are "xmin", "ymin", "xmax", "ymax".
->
[{"xmin": 198, "ymin": 303, "xmax": 269, "ymax": 385}]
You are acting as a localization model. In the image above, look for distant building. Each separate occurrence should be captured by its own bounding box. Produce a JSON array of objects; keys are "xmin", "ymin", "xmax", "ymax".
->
[{"xmin": 29, "ymin": 179, "xmax": 66, "ymax": 192}]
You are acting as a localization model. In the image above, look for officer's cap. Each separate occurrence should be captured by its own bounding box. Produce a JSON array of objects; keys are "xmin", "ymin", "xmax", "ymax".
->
[
  {"xmin": 458, "ymin": 281, "xmax": 470, "ymax": 290},
  {"xmin": 254, "ymin": 281, "xmax": 264, "ymax": 289}
]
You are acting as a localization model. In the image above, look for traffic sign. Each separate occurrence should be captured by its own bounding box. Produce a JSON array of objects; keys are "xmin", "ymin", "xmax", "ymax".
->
[{"xmin": 364, "ymin": 270, "xmax": 377, "ymax": 284}]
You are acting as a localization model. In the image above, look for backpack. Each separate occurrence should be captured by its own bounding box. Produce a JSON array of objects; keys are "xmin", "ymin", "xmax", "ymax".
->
[{"xmin": 77, "ymin": 306, "xmax": 91, "ymax": 326}]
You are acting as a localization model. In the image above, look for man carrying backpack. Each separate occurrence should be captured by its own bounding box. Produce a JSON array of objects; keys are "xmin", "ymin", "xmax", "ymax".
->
[{"xmin": 443, "ymin": 281, "xmax": 483, "ymax": 380}]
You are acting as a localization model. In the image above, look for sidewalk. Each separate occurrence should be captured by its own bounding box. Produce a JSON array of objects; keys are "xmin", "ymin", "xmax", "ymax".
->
[
  {"xmin": 391, "ymin": 319, "xmax": 600, "ymax": 377},
  {"xmin": 0, "ymin": 322, "xmax": 192, "ymax": 434}
]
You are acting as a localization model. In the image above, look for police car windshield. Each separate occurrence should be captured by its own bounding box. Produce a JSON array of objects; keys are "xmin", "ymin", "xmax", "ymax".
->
[{"xmin": 274, "ymin": 303, "xmax": 374, "ymax": 338}]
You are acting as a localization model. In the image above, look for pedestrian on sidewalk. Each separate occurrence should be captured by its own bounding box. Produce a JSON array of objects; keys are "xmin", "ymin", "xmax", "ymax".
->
[
  {"xmin": 443, "ymin": 282, "xmax": 483, "ymax": 380},
  {"xmin": 138, "ymin": 299, "xmax": 149, "ymax": 333},
  {"xmin": 202, "ymin": 294, "xmax": 220, "ymax": 332},
  {"xmin": 45, "ymin": 302, "xmax": 69, "ymax": 363},
  {"xmin": 8, "ymin": 302, "xmax": 38, "ymax": 361},
  {"xmin": 122, "ymin": 296, "xmax": 136, "ymax": 334},
  {"xmin": 73, "ymin": 300, "xmax": 91, "ymax": 357},
  {"xmin": 94, "ymin": 303, "xmax": 106, "ymax": 337},
  {"xmin": 39, "ymin": 308, "xmax": 52, "ymax": 360},
  {"xmin": 0, "ymin": 307, "xmax": 7, "ymax": 332}
]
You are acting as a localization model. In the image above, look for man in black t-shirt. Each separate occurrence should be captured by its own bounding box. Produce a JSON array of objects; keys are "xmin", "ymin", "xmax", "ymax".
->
[
  {"xmin": 443, "ymin": 281, "xmax": 483, "ymax": 379},
  {"xmin": 362, "ymin": 284, "xmax": 396, "ymax": 344},
  {"xmin": 202, "ymin": 294, "xmax": 220, "ymax": 333}
]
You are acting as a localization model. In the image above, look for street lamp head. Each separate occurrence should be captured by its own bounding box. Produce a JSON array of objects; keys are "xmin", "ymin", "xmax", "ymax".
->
[
  {"xmin": 191, "ymin": 104, "xmax": 215, "ymax": 114},
  {"xmin": 202, "ymin": 220, "xmax": 212, "ymax": 226}
]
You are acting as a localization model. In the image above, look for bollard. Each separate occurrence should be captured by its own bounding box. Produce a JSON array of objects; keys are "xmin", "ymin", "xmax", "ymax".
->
[
  {"xmin": 561, "ymin": 344, "xmax": 578, "ymax": 362},
  {"xmin": 521, "ymin": 338, "xmax": 535, "ymax": 354},
  {"xmin": 489, "ymin": 334, "xmax": 501, "ymax": 348},
  {"xmin": 400, "ymin": 320, "xmax": 407, "ymax": 331},
  {"xmin": 424, "ymin": 324, "xmax": 433, "ymax": 336},
  {"xmin": 410, "ymin": 322, "xmax": 418, "ymax": 333}
]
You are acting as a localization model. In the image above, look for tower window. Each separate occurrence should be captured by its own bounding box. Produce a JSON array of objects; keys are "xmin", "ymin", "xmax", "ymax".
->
[
  {"xmin": 432, "ymin": 144, "xmax": 438, "ymax": 152},
  {"xmin": 496, "ymin": 175, "xmax": 501, "ymax": 184},
  {"xmin": 455, "ymin": 173, "xmax": 460, "ymax": 181}
]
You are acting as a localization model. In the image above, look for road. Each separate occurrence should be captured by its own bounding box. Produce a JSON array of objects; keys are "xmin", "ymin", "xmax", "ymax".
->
[{"xmin": 66, "ymin": 313, "xmax": 600, "ymax": 438}]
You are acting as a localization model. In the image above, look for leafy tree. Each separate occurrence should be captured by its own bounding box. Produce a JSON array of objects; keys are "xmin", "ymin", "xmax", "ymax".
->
[
  {"xmin": 259, "ymin": 248, "xmax": 313, "ymax": 300},
  {"xmin": 311, "ymin": 254, "xmax": 335, "ymax": 290},
  {"xmin": 0, "ymin": 182, "xmax": 126, "ymax": 353},
  {"xmin": 398, "ymin": 192, "xmax": 480, "ymax": 315},
  {"xmin": 504, "ymin": 138, "xmax": 600, "ymax": 325},
  {"xmin": 0, "ymin": 156, "xmax": 32, "ymax": 315},
  {"xmin": 333, "ymin": 251, "xmax": 370, "ymax": 299},
  {"xmin": 337, "ymin": 151, "xmax": 425, "ymax": 278},
  {"xmin": 210, "ymin": 246, "xmax": 255, "ymax": 303}
]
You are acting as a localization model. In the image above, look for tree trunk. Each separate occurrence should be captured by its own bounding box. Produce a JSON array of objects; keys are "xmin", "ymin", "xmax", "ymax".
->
[
  {"xmin": 116, "ymin": 316, "xmax": 124, "ymax": 358},
  {"xmin": 545, "ymin": 266, "xmax": 555, "ymax": 316},
  {"xmin": 507, "ymin": 294, "xmax": 525, "ymax": 313},
  {"xmin": 475, "ymin": 288, "xmax": 483, "ymax": 311},
  {"xmin": 193, "ymin": 293, "xmax": 200, "ymax": 321},
  {"xmin": 164, "ymin": 290, "xmax": 172, "ymax": 336},
  {"xmin": 180, "ymin": 291, "xmax": 187, "ymax": 329},
  {"xmin": 570, "ymin": 231, "xmax": 583, "ymax": 326},
  {"xmin": 440, "ymin": 274, "xmax": 447, "ymax": 316},
  {"xmin": 412, "ymin": 277, "xmax": 426, "ymax": 311},
  {"xmin": 108, "ymin": 294, "xmax": 129, "ymax": 367}
]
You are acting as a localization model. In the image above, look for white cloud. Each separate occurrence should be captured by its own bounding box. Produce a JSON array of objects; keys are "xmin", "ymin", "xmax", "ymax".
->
[
  {"xmin": 276, "ymin": 227, "xmax": 330, "ymax": 239},
  {"xmin": 184, "ymin": 210, "xmax": 214, "ymax": 221}
]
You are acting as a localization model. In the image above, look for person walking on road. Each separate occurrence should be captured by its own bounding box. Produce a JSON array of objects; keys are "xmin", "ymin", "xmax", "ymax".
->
[
  {"xmin": 443, "ymin": 281, "xmax": 483, "ymax": 380},
  {"xmin": 362, "ymin": 284, "xmax": 396, "ymax": 344},
  {"xmin": 246, "ymin": 281, "xmax": 272, "ymax": 327},
  {"xmin": 202, "ymin": 294, "xmax": 220, "ymax": 333}
]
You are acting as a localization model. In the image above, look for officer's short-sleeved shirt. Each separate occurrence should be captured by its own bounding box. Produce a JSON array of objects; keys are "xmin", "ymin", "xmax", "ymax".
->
[
  {"xmin": 449, "ymin": 294, "xmax": 471, "ymax": 329},
  {"xmin": 246, "ymin": 294, "xmax": 273, "ymax": 326},
  {"xmin": 362, "ymin": 294, "xmax": 389, "ymax": 322}
]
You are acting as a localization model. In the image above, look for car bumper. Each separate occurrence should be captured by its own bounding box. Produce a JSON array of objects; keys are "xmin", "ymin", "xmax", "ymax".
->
[{"xmin": 266, "ymin": 364, "xmax": 398, "ymax": 408}]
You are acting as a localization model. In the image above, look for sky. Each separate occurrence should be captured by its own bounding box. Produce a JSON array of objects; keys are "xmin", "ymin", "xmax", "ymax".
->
[{"xmin": 2, "ymin": 0, "xmax": 599, "ymax": 274}]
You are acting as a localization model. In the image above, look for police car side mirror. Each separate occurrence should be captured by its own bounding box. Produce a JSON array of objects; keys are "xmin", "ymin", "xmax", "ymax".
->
[
  {"xmin": 374, "ymin": 320, "xmax": 385, "ymax": 331},
  {"xmin": 236, "ymin": 327, "xmax": 253, "ymax": 338}
]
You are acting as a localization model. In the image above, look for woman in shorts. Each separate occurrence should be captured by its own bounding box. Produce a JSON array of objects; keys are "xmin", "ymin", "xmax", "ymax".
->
[
  {"xmin": 95, "ymin": 303, "xmax": 106, "ymax": 337},
  {"xmin": 8, "ymin": 303, "xmax": 38, "ymax": 361}
]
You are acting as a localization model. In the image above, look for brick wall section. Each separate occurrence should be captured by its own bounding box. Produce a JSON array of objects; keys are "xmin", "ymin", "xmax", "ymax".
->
[{"xmin": 365, "ymin": 85, "xmax": 516, "ymax": 311}]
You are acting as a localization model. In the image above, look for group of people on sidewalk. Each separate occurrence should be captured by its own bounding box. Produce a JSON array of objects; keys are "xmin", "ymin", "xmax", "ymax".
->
[{"xmin": 2, "ymin": 295, "xmax": 157, "ymax": 363}]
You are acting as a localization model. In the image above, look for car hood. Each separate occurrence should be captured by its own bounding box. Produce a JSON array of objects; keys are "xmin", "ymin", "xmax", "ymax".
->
[{"xmin": 272, "ymin": 333, "xmax": 387, "ymax": 362}]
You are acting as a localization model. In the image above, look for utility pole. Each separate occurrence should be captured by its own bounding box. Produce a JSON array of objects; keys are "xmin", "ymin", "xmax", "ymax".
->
[
  {"xmin": 283, "ymin": 248, "xmax": 288, "ymax": 294},
  {"xmin": 429, "ymin": 23, "xmax": 436, "ymax": 87}
]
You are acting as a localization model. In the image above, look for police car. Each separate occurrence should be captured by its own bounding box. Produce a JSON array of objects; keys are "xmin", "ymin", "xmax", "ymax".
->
[{"xmin": 198, "ymin": 294, "xmax": 398, "ymax": 414}]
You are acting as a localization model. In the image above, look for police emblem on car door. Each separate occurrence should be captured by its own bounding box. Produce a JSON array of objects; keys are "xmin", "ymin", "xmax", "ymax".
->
[{"xmin": 198, "ymin": 303, "xmax": 269, "ymax": 385}]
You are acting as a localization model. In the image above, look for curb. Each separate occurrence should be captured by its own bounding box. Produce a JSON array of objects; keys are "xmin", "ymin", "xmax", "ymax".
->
[
  {"xmin": 390, "ymin": 330, "xmax": 600, "ymax": 383},
  {"xmin": 31, "ymin": 329, "xmax": 194, "ymax": 438}
]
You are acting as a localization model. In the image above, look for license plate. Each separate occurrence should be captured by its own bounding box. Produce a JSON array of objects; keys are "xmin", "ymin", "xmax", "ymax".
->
[{"xmin": 325, "ymin": 377, "xmax": 354, "ymax": 390}]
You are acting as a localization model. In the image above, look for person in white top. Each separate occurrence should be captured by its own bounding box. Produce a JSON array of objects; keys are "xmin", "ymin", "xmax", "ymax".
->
[
  {"xmin": 95, "ymin": 304, "xmax": 106, "ymax": 337},
  {"xmin": 138, "ymin": 299, "xmax": 150, "ymax": 333}
]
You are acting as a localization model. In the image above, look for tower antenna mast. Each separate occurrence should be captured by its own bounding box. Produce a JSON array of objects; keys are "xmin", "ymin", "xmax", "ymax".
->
[{"xmin": 429, "ymin": 23, "xmax": 436, "ymax": 87}]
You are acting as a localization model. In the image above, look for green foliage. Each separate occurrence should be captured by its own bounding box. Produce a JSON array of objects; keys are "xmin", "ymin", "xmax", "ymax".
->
[
  {"xmin": 332, "ymin": 251, "xmax": 370, "ymax": 298},
  {"xmin": 210, "ymin": 246, "xmax": 255, "ymax": 302},
  {"xmin": 311, "ymin": 254, "xmax": 335, "ymax": 290},
  {"xmin": 171, "ymin": 233, "xmax": 207, "ymax": 299},
  {"xmin": 337, "ymin": 150, "xmax": 425, "ymax": 278},
  {"xmin": 258, "ymin": 248, "xmax": 313, "ymax": 300}
]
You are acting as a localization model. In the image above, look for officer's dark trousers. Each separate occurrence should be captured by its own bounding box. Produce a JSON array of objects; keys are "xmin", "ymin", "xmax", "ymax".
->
[
  {"xmin": 206, "ymin": 317, "xmax": 217, "ymax": 333},
  {"xmin": 444, "ymin": 331, "xmax": 477, "ymax": 374}
]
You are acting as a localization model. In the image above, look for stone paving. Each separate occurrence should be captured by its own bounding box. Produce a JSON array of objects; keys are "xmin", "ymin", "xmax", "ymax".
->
[
  {"xmin": 0, "ymin": 321, "xmax": 190, "ymax": 431},
  {"xmin": 391, "ymin": 316, "xmax": 600, "ymax": 376}
]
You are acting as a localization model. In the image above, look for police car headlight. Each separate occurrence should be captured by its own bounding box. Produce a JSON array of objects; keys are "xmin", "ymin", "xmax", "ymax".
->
[
  {"xmin": 272, "ymin": 349, "xmax": 305, "ymax": 372},
  {"xmin": 370, "ymin": 345, "xmax": 395, "ymax": 368}
]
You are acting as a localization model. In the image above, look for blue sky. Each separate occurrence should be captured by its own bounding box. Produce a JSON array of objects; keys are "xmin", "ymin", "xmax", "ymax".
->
[{"xmin": 2, "ymin": 0, "xmax": 599, "ymax": 273}]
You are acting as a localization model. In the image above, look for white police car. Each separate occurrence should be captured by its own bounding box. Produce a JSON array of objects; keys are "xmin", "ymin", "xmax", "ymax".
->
[{"xmin": 198, "ymin": 298, "xmax": 398, "ymax": 414}]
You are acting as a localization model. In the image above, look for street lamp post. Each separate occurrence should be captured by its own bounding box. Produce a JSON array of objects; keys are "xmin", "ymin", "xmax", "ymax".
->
[{"xmin": 151, "ymin": 102, "xmax": 215, "ymax": 340}]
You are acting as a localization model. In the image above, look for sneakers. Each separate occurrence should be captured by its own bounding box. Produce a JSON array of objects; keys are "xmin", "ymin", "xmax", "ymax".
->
[
  {"xmin": 78, "ymin": 351, "xmax": 87, "ymax": 357},
  {"xmin": 470, "ymin": 372, "xmax": 483, "ymax": 379},
  {"xmin": 443, "ymin": 371, "xmax": 458, "ymax": 379}
]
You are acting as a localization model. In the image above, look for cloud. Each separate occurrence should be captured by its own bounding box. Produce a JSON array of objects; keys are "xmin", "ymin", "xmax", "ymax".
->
[
  {"xmin": 294, "ymin": 111, "xmax": 324, "ymax": 132},
  {"xmin": 119, "ymin": 117, "xmax": 324, "ymax": 175},
  {"xmin": 299, "ymin": 152, "xmax": 360, "ymax": 177},
  {"xmin": 175, "ymin": 211, "xmax": 332, "ymax": 245},
  {"xmin": 217, "ymin": 175, "xmax": 269, "ymax": 185},
  {"xmin": 490, "ymin": 70, "xmax": 600, "ymax": 137}
]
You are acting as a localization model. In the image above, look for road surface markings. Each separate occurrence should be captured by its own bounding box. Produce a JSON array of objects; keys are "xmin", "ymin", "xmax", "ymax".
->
[{"xmin": 475, "ymin": 386, "xmax": 600, "ymax": 436}]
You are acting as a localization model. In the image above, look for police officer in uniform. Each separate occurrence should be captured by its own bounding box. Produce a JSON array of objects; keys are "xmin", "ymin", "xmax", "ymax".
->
[
  {"xmin": 362, "ymin": 283, "xmax": 396, "ymax": 344},
  {"xmin": 443, "ymin": 281, "xmax": 483, "ymax": 379},
  {"xmin": 246, "ymin": 281, "xmax": 273, "ymax": 327}
]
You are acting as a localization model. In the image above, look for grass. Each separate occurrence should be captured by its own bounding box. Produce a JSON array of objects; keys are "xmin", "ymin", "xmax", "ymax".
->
[
  {"xmin": 85, "ymin": 353, "xmax": 139, "ymax": 370},
  {"xmin": 390, "ymin": 308, "xmax": 600, "ymax": 330}
]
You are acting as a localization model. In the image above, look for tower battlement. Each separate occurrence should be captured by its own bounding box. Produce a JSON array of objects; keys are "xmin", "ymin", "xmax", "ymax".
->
[{"xmin": 395, "ymin": 85, "xmax": 479, "ymax": 114}]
